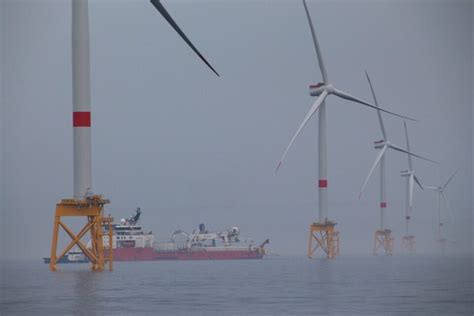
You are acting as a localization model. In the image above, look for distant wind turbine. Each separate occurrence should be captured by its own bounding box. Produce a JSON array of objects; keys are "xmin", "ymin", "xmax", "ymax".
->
[
  {"xmin": 274, "ymin": 0, "xmax": 418, "ymax": 259},
  {"xmin": 276, "ymin": 0, "xmax": 416, "ymax": 227},
  {"xmin": 359, "ymin": 72, "xmax": 436, "ymax": 232},
  {"xmin": 400, "ymin": 121, "xmax": 436, "ymax": 252},
  {"xmin": 424, "ymin": 170, "xmax": 458, "ymax": 242}
]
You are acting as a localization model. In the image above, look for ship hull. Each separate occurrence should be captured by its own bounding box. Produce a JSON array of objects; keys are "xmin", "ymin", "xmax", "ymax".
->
[
  {"xmin": 44, "ymin": 248, "xmax": 264, "ymax": 264},
  {"xmin": 109, "ymin": 247, "xmax": 264, "ymax": 261}
]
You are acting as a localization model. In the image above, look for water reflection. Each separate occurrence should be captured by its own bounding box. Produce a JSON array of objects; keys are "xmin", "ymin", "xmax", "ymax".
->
[
  {"xmin": 1, "ymin": 257, "xmax": 472, "ymax": 315},
  {"xmin": 52, "ymin": 266, "xmax": 105, "ymax": 315}
]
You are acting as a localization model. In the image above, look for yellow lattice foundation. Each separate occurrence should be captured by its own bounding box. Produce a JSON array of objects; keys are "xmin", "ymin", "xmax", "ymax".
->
[
  {"xmin": 401, "ymin": 235, "xmax": 416, "ymax": 254},
  {"xmin": 308, "ymin": 221, "xmax": 339, "ymax": 259},
  {"xmin": 49, "ymin": 195, "xmax": 113, "ymax": 272},
  {"xmin": 373, "ymin": 229, "xmax": 394, "ymax": 256}
]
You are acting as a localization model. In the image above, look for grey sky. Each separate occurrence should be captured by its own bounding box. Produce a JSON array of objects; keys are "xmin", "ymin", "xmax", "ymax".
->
[{"xmin": 1, "ymin": 0, "xmax": 472, "ymax": 259}]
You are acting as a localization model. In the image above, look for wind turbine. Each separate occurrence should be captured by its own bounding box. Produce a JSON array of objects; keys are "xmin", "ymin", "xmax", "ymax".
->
[
  {"xmin": 50, "ymin": 0, "xmax": 219, "ymax": 272},
  {"xmin": 73, "ymin": 0, "xmax": 219, "ymax": 200},
  {"xmin": 275, "ymin": 0, "xmax": 415, "ymax": 259},
  {"xmin": 358, "ymin": 72, "xmax": 436, "ymax": 255},
  {"xmin": 424, "ymin": 170, "xmax": 458, "ymax": 245},
  {"xmin": 400, "ymin": 121, "xmax": 434, "ymax": 253}
]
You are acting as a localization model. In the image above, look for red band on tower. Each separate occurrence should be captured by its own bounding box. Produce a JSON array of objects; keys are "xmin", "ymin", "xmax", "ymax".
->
[
  {"xmin": 319, "ymin": 179, "xmax": 328, "ymax": 188},
  {"xmin": 380, "ymin": 202, "xmax": 387, "ymax": 208},
  {"xmin": 73, "ymin": 112, "xmax": 91, "ymax": 127}
]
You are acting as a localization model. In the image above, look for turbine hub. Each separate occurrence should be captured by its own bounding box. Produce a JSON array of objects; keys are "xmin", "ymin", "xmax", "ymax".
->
[{"xmin": 325, "ymin": 84, "xmax": 335, "ymax": 94}]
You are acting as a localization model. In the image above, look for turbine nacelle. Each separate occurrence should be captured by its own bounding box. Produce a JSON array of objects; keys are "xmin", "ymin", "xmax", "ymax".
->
[
  {"xmin": 309, "ymin": 83, "xmax": 335, "ymax": 96},
  {"xmin": 373, "ymin": 140, "xmax": 387, "ymax": 149},
  {"xmin": 428, "ymin": 186, "xmax": 443, "ymax": 192},
  {"xmin": 309, "ymin": 83, "xmax": 325, "ymax": 96},
  {"xmin": 309, "ymin": 82, "xmax": 324, "ymax": 89},
  {"xmin": 400, "ymin": 170, "xmax": 413, "ymax": 177}
]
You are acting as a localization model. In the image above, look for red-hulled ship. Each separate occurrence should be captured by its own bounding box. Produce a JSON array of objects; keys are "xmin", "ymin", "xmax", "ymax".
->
[
  {"xmin": 44, "ymin": 208, "xmax": 268, "ymax": 263},
  {"xmin": 105, "ymin": 208, "xmax": 268, "ymax": 261}
]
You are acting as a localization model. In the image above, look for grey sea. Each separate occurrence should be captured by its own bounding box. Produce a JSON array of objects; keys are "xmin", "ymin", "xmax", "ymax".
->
[{"xmin": 1, "ymin": 256, "xmax": 472, "ymax": 315}]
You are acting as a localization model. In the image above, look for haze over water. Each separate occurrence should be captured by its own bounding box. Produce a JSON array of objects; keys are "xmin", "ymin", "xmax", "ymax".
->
[
  {"xmin": 1, "ymin": 256, "xmax": 472, "ymax": 315},
  {"xmin": 1, "ymin": 0, "xmax": 472, "ymax": 315},
  {"xmin": 2, "ymin": 0, "xmax": 472, "ymax": 260}
]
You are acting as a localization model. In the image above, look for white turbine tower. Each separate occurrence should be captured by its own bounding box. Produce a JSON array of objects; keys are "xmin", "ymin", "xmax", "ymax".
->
[
  {"xmin": 400, "ymin": 121, "xmax": 435, "ymax": 253},
  {"xmin": 73, "ymin": 0, "xmax": 219, "ymax": 199},
  {"xmin": 358, "ymin": 72, "xmax": 436, "ymax": 255},
  {"xmin": 424, "ymin": 170, "xmax": 458, "ymax": 244},
  {"xmin": 50, "ymin": 0, "xmax": 219, "ymax": 272},
  {"xmin": 275, "ymin": 0, "xmax": 415, "ymax": 259}
]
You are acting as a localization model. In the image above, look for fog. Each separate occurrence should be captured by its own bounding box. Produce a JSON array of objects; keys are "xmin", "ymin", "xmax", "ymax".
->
[{"xmin": 1, "ymin": 0, "xmax": 472, "ymax": 259}]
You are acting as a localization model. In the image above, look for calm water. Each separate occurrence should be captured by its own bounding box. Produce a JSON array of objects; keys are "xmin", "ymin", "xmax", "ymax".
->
[{"xmin": 1, "ymin": 256, "xmax": 472, "ymax": 315}]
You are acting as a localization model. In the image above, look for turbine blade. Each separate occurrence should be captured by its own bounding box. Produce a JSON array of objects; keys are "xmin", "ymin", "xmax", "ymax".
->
[
  {"xmin": 409, "ymin": 173, "xmax": 414, "ymax": 207},
  {"xmin": 332, "ymin": 88, "xmax": 417, "ymax": 121},
  {"xmin": 403, "ymin": 121, "xmax": 413, "ymax": 170},
  {"xmin": 276, "ymin": 91, "xmax": 329, "ymax": 173},
  {"xmin": 150, "ymin": 0, "xmax": 220, "ymax": 77},
  {"xmin": 414, "ymin": 175, "xmax": 423, "ymax": 190},
  {"xmin": 423, "ymin": 186, "xmax": 439, "ymax": 190},
  {"xmin": 365, "ymin": 71, "xmax": 386, "ymax": 140},
  {"xmin": 358, "ymin": 145, "xmax": 388, "ymax": 198},
  {"xmin": 389, "ymin": 144, "xmax": 438, "ymax": 164},
  {"xmin": 302, "ymin": 0, "xmax": 328, "ymax": 83},
  {"xmin": 443, "ymin": 169, "xmax": 458, "ymax": 189}
]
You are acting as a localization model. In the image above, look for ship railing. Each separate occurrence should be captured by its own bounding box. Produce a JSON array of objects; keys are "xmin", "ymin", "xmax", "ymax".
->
[{"xmin": 153, "ymin": 242, "xmax": 188, "ymax": 252}]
